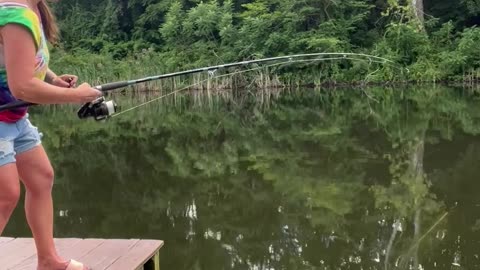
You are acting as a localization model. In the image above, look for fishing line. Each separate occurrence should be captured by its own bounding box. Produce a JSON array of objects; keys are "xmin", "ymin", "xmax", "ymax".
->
[
  {"xmin": 108, "ymin": 56, "xmax": 394, "ymax": 119},
  {"xmin": 109, "ymin": 59, "xmax": 316, "ymax": 118}
]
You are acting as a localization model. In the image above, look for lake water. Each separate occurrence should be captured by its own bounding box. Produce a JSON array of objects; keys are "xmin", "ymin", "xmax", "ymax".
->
[{"xmin": 5, "ymin": 85, "xmax": 480, "ymax": 269}]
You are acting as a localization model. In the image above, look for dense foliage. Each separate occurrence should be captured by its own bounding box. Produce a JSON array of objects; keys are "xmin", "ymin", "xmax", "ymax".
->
[{"xmin": 47, "ymin": 0, "xmax": 480, "ymax": 85}]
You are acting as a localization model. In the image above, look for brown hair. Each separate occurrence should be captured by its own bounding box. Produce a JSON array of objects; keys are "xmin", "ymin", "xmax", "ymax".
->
[{"xmin": 37, "ymin": 0, "xmax": 59, "ymax": 44}]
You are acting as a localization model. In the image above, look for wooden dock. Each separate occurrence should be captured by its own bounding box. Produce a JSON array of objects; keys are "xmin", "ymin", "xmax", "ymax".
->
[{"xmin": 0, "ymin": 237, "xmax": 164, "ymax": 270}]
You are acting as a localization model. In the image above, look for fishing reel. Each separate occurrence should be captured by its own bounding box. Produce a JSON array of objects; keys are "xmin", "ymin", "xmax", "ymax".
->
[{"xmin": 77, "ymin": 96, "xmax": 118, "ymax": 121}]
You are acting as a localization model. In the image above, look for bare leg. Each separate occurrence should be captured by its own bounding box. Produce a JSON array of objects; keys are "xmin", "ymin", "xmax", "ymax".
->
[
  {"xmin": 0, "ymin": 163, "xmax": 20, "ymax": 235},
  {"xmin": 16, "ymin": 145, "xmax": 87, "ymax": 270}
]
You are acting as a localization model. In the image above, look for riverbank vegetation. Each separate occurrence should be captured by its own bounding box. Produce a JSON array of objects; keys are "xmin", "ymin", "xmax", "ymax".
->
[{"xmin": 49, "ymin": 0, "xmax": 480, "ymax": 88}]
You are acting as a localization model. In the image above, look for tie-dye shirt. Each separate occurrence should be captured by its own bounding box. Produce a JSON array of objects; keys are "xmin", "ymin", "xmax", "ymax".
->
[{"xmin": 0, "ymin": 2, "xmax": 49, "ymax": 123}]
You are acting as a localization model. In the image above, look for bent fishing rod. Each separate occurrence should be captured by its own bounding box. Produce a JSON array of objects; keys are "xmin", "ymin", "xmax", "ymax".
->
[{"xmin": 0, "ymin": 52, "xmax": 402, "ymax": 120}]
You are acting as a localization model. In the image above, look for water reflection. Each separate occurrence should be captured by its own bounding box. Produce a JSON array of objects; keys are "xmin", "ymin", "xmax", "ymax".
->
[{"xmin": 5, "ymin": 86, "xmax": 480, "ymax": 269}]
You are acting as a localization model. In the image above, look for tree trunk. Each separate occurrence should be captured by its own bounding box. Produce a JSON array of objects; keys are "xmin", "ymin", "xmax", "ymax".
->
[{"xmin": 412, "ymin": 0, "xmax": 424, "ymax": 26}]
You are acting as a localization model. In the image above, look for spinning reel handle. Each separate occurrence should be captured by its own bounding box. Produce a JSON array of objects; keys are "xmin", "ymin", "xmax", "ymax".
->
[
  {"xmin": 76, "ymin": 81, "xmax": 125, "ymax": 121},
  {"xmin": 77, "ymin": 97, "xmax": 118, "ymax": 121}
]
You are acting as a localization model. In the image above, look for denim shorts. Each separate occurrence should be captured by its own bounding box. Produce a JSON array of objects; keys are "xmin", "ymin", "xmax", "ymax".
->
[{"xmin": 0, "ymin": 114, "xmax": 43, "ymax": 167}]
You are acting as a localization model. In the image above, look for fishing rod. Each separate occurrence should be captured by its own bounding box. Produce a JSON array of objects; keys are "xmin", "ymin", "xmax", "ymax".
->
[
  {"xmin": 0, "ymin": 52, "xmax": 401, "ymax": 120},
  {"xmin": 110, "ymin": 56, "xmax": 396, "ymax": 118}
]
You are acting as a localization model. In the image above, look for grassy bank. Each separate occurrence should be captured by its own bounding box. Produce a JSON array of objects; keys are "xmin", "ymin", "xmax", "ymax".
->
[{"xmin": 48, "ymin": 39, "xmax": 480, "ymax": 94}]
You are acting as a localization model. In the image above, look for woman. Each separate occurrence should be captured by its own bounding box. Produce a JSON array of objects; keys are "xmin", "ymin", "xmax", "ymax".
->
[{"xmin": 0, "ymin": 0, "xmax": 101, "ymax": 269}]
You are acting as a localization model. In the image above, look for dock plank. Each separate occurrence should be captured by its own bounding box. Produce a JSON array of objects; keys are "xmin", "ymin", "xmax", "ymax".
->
[
  {"xmin": 0, "ymin": 238, "xmax": 37, "ymax": 269},
  {"xmin": 107, "ymin": 239, "xmax": 164, "ymax": 270},
  {"xmin": 79, "ymin": 239, "xmax": 140, "ymax": 270},
  {"xmin": 1, "ymin": 238, "xmax": 164, "ymax": 270},
  {"xmin": 57, "ymin": 238, "xmax": 107, "ymax": 260},
  {"xmin": 0, "ymin": 237, "xmax": 14, "ymax": 246},
  {"xmin": 12, "ymin": 238, "xmax": 83, "ymax": 270}
]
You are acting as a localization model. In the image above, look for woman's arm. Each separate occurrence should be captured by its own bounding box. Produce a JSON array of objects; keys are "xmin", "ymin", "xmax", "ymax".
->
[{"xmin": 1, "ymin": 24, "xmax": 101, "ymax": 104}]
